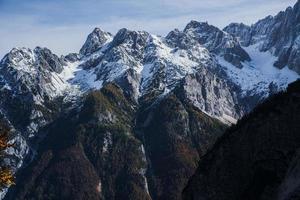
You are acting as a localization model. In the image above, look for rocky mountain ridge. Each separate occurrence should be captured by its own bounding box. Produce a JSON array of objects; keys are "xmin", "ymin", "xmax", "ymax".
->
[
  {"xmin": 0, "ymin": 1, "xmax": 300, "ymax": 199},
  {"xmin": 224, "ymin": 0, "xmax": 300, "ymax": 74}
]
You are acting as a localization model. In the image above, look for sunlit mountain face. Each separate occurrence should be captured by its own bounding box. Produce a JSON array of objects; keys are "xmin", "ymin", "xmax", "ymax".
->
[{"xmin": 0, "ymin": 1, "xmax": 300, "ymax": 200}]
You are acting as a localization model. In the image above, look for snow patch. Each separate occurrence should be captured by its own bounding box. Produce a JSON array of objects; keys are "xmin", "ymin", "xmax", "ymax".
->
[
  {"xmin": 139, "ymin": 144, "xmax": 150, "ymax": 195},
  {"xmin": 102, "ymin": 132, "xmax": 112, "ymax": 153},
  {"xmin": 218, "ymin": 43, "xmax": 299, "ymax": 96}
]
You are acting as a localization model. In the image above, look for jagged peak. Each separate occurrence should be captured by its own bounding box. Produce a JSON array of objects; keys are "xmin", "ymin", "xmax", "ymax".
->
[
  {"xmin": 184, "ymin": 20, "xmax": 213, "ymax": 31},
  {"xmin": 64, "ymin": 53, "xmax": 80, "ymax": 63},
  {"xmin": 6, "ymin": 47, "xmax": 33, "ymax": 59},
  {"xmin": 115, "ymin": 28, "xmax": 148, "ymax": 35},
  {"xmin": 114, "ymin": 28, "xmax": 149, "ymax": 41},
  {"xmin": 33, "ymin": 46, "xmax": 66, "ymax": 73},
  {"xmin": 89, "ymin": 27, "xmax": 113, "ymax": 40},
  {"xmin": 166, "ymin": 28, "xmax": 183, "ymax": 38},
  {"xmin": 10, "ymin": 47, "xmax": 32, "ymax": 54},
  {"xmin": 1, "ymin": 47, "xmax": 35, "ymax": 67},
  {"xmin": 34, "ymin": 46, "xmax": 53, "ymax": 55},
  {"xmin": 111, "ymin": 28, "xmax": 150, "ymax": 48},
  {"xmin": 0, "ymin": 46, "xmax": 66, "ymax": 74},
  {"xmin": 79, "ymin": 27, "xmax": 112, "ymax": 56},
  {"xmin": 166, "ymin": 28, "xmax": 183, "ymax": 41},
  {"xmin": 265, "ymin": 15, "xmax": 274, "ymax": 20},
  {"xmin": 92, "ymin": 27, "xmax": 109, "ymax": 34},
  {"xmin": 183, "ymin": 20, "xmax": 229, "ymax": 39},
  {"xmin": 254, "ymin": 15, "xmax": 273, "ymax": 25},
  {"xmin": 224, "ymin": 22, "xmax": 250, "ymax": 30},
  {"xmin": 165, "ymin": 28, "xmax": 200, "ymax": 49}
]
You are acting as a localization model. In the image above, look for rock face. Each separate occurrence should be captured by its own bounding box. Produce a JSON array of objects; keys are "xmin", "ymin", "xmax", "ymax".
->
[
  {"xmin": 222, "ymin": 23, "xmax": 252, "ymax": 46},
  {"xmin": 136, "ymin": 89, "xmax": 226, "ymax": 200},
  {"xmin": 74, "ymin": 26, "xmax": 251, "ymax": 123},
  {"xmin": 5, "ymin": 84, "xmax": 151, "ymax": 200},
  {"xmin": 0, "ymin": 1, "xmax": 300, "ymax": 199},
  {"xmin": 183, "ymin": 21, "xmax": 250, "ymax": 68},
  {"xmin": 224, "ymin": 0, "xmax": 300, "ymax": 74},
  {"xmin": 0, "ymin": 47, "xmax": 73, "ymax": 139},
  {"xmin": 183, "ymin": 80, "xmax": 300, "ymax": 200},
  {"xmin": 5, "ymin": 84, "xmax": 225, "ymax": 200},
  {"xmin": 0, "ymin": 47, "xmax": 75, "ymax": 198},
  {"xmin": 0, "ymin": 47, "xmax": 68, "ymax": 137},
  {"xmin": 79, "ymin": 28, "xmax": 113, "ymax": 56}
]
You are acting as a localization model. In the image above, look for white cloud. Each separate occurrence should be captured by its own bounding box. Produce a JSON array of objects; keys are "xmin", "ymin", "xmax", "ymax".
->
[{"xmin": 0, "ymin": 0, "xmax": 297, "ymax": 58}]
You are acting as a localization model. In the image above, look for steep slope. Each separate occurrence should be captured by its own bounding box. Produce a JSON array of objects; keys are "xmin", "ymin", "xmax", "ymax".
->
[
  {"xmin": 0, "ymin": 47, "xmax": 65, "ymax": 134},
  {"xmin": 183, "ymin": 80, "xmax": 300, "ymax": 200},
  {"xmin": 0, "ymin": 24, "xmax": 241, "ymax": 199},
  {"xmin": 71, "ymin": 25, "xmax": 249, "ymax": 123},
  {"xmin": 79, "ymin": 28, "xmax": 113, "ymax": 56},
  {"xmin": 0, "ymin": 47, "xmax": 72, "ymax": 176},
  {"xmin": 5, "ymin": 83, "xmax": 226, "ymax": 200},
  {"xmin": 1, "ymin": 3, "xmax": 300, "ymax": 199},
  {"xmin": 1, "ymin": 18, "xmax": 296, "ymax": 132},
  {"xmin": 182, "ymin": 21, "xmax": 250, "ymax": 68},
  {"xmin": 218, "ymin": 43, "xmax": 299, "ymax": 98},
  {"xmin": 75, "ymin": 20, "xmax": 299, "ymax": 122},
  {"xmin": 136, "ymin": 88, "xmax": 226, "ymax": 200},
  {"xmin": 5, "ymin": 84, "xmax": 151, "ymax": 200},
  {"xmin": 224, "ymin": 0, "xmax": 300, "ymax": 74},
  {"xmin": 0, "ymin": 119, "xmax": 28, "ymax": 200}
]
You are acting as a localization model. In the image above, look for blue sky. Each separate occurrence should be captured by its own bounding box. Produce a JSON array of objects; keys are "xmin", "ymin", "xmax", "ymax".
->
[{"xmin": 0, "ymin": 0, "xmax": 297, "ymax": 57}]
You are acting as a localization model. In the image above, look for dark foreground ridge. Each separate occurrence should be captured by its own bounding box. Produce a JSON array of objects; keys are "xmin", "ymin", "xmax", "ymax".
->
[{"xmin": 183, "ymin": 80, "xmax": 300, "ymax": 200}]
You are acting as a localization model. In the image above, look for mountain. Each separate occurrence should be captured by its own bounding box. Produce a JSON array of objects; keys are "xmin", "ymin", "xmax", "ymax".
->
[
  {"xmin": 0, "ymin": 1, "xmax": 300, "ymax": 199},
  {"xmin": 183, "ymin": 80, "xmax": 300, "ymax": 200},
  {"xmin": 224, "ymin": 0, "xmax": 300, "ymax": 74},
  {"xmin": 182, "ymin": 21, "xmax": 251, "ymax": 68},
  {"xmin": 3, "ymin": 83, "xmax": 226, "ymax": 200}
]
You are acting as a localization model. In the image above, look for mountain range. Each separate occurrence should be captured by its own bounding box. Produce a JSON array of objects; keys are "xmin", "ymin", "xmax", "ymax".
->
[{"xmin": 0, "ymin": 1, "xmax": 300, "ymax": 200}]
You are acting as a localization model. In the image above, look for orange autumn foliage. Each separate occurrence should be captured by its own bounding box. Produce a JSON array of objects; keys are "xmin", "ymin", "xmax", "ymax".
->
[
  {"xmin": 0, "ymin": 168, "xmax": 14, "ymax": 188},
  {"xmin": 0, "ymin": 121, "xmax": 14, "ymax": 189}
]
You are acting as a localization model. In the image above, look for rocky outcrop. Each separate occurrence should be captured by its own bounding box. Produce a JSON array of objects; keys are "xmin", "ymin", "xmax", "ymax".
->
[
  {"xmin": 0, "ymin": 47, "xmax": 72, "ymax": 199},
  {"xmin": 5, "ymin": 83, "xmax": 226, "ymax": 200},
  {"xmin": 222, "ymin": 23, "xmax": 252, "ymax": 46},
  {"xmin": 0, "ymin": 24, "xmax": 252, "ymax": 199},
  {"xmin": 64, "ymin": 53, "xmax": 80, "ymax": 63},
  {"xmin": 1, "ymin": 2, "xmax": 300, "ymax": 199},
  {"xmin": 5, "ymin": 84, "xmax": 151, "ymax": 200},
  {"xmin": 183, "ymin": 80, "xmax": 300, "ymax": 200},
  {"xmin": 136, "ymin": 90, "xmax": 226, "ymax": 200},
  {"xmin": 183, "ymin": 21, "xmax": 250, "ymax": 68},
  {"xmin": 0, "ymin": 47, "xmax": 67, "ymax": 135},
  {"xmin": 79, "ymin": 28, "xmax": 112, "ymax": 56},
  {"xmin": 34, "ymin": 47, "xmax": 66, "ymax": 73},
  {"xmin": 178, "ymin": 70, "xmax": 244, "ymax": 124},
  {"xmin": 224, "ymin": 0, "xmax": 300, "ymax": 74}
]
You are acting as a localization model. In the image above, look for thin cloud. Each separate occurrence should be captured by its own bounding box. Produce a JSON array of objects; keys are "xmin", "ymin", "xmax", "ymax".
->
[{"xmin": 0, "ymin": 0, "xmax": 297, "ymax": 58}]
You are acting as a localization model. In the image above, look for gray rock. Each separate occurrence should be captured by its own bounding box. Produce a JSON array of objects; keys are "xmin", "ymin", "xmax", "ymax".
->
[
  {"xmin": 34, "ymin": 47, "xmax": 66, "ymax": 73},
  {"xmin": 64, "ymin": 53, "xmax": 80, "ymax": 63},
  {"xmin": 224, "ymin": 1, "xmax": 300, "ymax": 74},
  {"xmin": 183, "ymin": 80, "xmax": 300, "ymax": 200},
  {"xmin": 183, "ymin": 21, "xmax": 251, "ymax": 68},
  {"xmin": 79, "ymin": 28, "xmax": 112, "ymax": 56}
]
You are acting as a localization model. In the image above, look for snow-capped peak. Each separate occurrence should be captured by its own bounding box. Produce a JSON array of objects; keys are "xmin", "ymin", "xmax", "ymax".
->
[
  {"xmin": 79, "ymin": 28, "xmax": 113, "ymax": 56},
  {"xmin": 1, "ymin": 16, "xmax": 300, "ymax": 127},
  {"xmin": 183, "ymin": 20, "xmax": 251, "ymax": 68}
]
